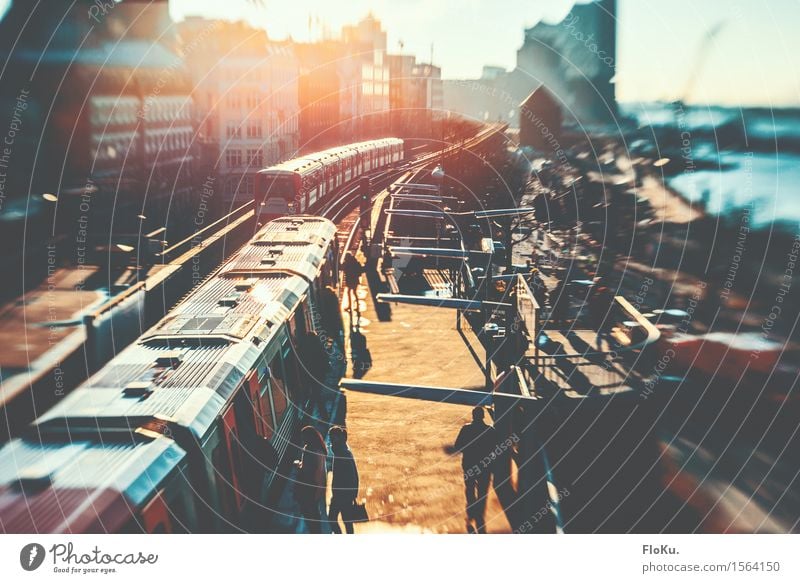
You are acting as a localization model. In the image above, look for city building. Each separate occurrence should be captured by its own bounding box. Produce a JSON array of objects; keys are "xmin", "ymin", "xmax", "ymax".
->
[
  {"xmin": 443, "ymin": 0, "xmax": 616, "ymax": 128},
  {"xmin": 341, "ymin": 15, "xmax": 391, "ymax": 138},
  {"xmin": 412, "ymin": 61, "xmax": 443, "ymax": 138},
  {"xmin": 178, "ymin": 18, "xmax": 299, "ymax": 203},
  {"xmin": 388, "ymin": 55, "xmax": 442, "ymax": 138},
  {"xmin": 0, "ymin": 0, "xmax": 201, "ymax": 289},
  {"xmin": 387, "ymin": 54, "xmax": 417, "ymax": 137},
  {"xmin": 443, "ymin": 67, "xmax": 513, "ymax": 125},
  {"xmin": 515, "ymin": 0, "xmax": 616, "ymax": 125},
  {"xmin": 295, "ymin": 41, "xmax": 344, "ymax": 151}
]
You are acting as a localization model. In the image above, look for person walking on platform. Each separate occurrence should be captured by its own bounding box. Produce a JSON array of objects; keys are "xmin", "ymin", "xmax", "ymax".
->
[
  {"xmin": 343, "ymin": 253, "xmax": 364, "ymax": 316},
  {"xmin": 328, "ymin": 426, "xmax": 360, "ymax": 534},
  {"xmin": 454, "ymin": 406, "xmax": 497, "ymax": 533},
  {"xmin": 294, "ymin": 426, "xmax": 328, "ymax": 534}
]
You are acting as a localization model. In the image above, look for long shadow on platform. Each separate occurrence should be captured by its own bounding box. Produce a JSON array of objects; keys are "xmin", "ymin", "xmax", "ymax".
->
[{"xmin": 364, "ymin": 259, "xmax": 392, "ymax": 322}]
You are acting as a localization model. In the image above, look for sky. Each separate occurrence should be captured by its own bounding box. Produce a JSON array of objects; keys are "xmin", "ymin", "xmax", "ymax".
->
[
  {"xmin": 1, "ymin": 0, "xmax": 798, "ymax": 106},
  {"xmin": 167, "ymin": 0, "xmax": 800, "ymax": 107}
]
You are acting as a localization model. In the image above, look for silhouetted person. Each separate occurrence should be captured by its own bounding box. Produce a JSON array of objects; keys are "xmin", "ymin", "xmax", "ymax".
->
[
  {"xmin": 454, "ymin": 406, "xmax": 497, "ymax": 533},
  {"xmin": 343, "ymin": 253, "xmax": 364, "ymax": 315},
  {"xmin": 294, "ymin": 426, "xmax": 328, "ymax": 534},
  {"xmin": 328, "ymin": 426, "xmax": 360, "ymax": 534},
  {"xmin": 349, "ymin": 329, "xmax": 372, "ymax": 379},
  {"xmin": 319, "ymin": 285, "xmax": 345, "ymax": 347}
]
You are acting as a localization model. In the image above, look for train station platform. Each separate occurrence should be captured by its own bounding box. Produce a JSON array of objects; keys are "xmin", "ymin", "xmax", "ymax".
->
[
  {"xmin": 338, "ymin": 268, "xmax": 513, "ymax": 534},
  {"xmin": 268, "ymin": 265, "xmax": 513, "ymax": 533}
]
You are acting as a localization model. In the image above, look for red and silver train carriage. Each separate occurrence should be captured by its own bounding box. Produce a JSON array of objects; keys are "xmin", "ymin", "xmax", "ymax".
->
[
  {"xmin": 0, "ymin": 216, "xmax": 340, "ymax": 533},
  {"xmin": 255, "ymin": 138, "xmax": 404, "ymax": 219}
]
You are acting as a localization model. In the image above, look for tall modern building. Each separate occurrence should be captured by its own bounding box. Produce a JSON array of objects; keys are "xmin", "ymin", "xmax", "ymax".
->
[
  {"xmin": 341, "ymin": 15, "xmax": 391, "ymax": 138},
  {"xmin": 443, "ymin": 0, "xmax": 617, "ymax": 128},
  {"xmin": 411, "ymin": 62, "xmax": 443, "ymax": 138},
  {"xmin": 387, "ymin": 55, "xmax": 442, "ymax": 138},
  {"xmin": 515, "ymin": 0, "xmax": 616, "ymax": 124},
  {"xmin": 387, "ymin": 54, "xmax": 417, "ymax": 137}
]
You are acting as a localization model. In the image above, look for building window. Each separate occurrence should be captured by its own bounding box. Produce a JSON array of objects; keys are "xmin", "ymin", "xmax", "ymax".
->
[
  {"xmin": 227, "ymin": 124, "xmax": 241, "ymax": 138},
  {"xmin": 225, "ymin": 149, "xmax": 242, "ymax": 167},
  {"xmin": 247, "ymin": 122, "xmax": 262, "ymax": 139},
  {"xmin": 247, "ymin": 149, "xmax": 263, "ymax": 167}
]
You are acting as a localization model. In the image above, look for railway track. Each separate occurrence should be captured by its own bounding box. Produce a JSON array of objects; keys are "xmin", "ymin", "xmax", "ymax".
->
[{"xmin": 321, "ymin": 123, "xmax": 507, "ymax": 259}]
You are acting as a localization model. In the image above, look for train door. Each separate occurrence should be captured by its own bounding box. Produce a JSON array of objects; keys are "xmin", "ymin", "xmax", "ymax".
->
[
  {"xmin": 305, "ymin": 173, "xmax": 316, "ymax": 207},
  {"xmin": 235, "ymin": 372, "xmax": 277, "ymax": 514},
  {"xmin": 266, "ymin": 346, "xmax": 291, "ymax": 435},
  {"xmin": 247, "ymin": 370, "xmax": 273, "ymax": 440},
  {"xmin": 215, "ymin": 403, "xmax": 244, "ymax": 519}
]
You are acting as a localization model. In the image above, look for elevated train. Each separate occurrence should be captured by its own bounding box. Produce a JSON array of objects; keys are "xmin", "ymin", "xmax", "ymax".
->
[
  {"xmin": 0, "ymin": 216, "xmax": 340, "ymax": 533},
  {"xmin": 256, "ymin": 138, "xmax": 404, "ymax": 219}
]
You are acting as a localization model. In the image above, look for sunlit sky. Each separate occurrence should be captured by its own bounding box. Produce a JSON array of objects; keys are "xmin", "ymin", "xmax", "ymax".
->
[
  {"xmin": 2, "ymin": 0, "xmax": 799, "ymax": 106},
  {"xmin": 167, "ymin": 0, "xmax": 800, "ymax": 107}
]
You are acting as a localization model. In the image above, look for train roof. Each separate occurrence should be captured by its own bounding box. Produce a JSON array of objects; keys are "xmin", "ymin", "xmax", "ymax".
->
[
  {"xmin": 263, "ymin": 157, "xmax": 323, "ymax": 175},
  {"xmin": 0, "ymin": 435, "xmax": 184, "ymax": 533},
  {"xmin": 34, "ymin": 216, "xmax": 336, "ymax": 440},
  {"xmin": 258, "ymin": 138, "xmax": 403, "ymax": 176},
  {"xmin": 222, "ymin": 218, "xmax": 336, "ymax": 280}
]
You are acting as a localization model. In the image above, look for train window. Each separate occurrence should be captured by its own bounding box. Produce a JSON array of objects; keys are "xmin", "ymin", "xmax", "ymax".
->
[
  {"xmin": 288, "ymin": 302, "xmax": 309, "ymax": 337},
  {"xmin": 261, "ymin": 175, "xmax": 295, "ymax": 200}
]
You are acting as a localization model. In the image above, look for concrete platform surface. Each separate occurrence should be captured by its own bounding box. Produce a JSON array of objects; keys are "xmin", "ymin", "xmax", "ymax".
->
[{"xmin": 341, "ymin": 275, "xmax": 514, "ymax": 533}]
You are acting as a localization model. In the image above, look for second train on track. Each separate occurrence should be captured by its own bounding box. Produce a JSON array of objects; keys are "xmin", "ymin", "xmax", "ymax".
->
[{"xmin": 256, "ymin": 138, "xmax": 404, "ymax": 219}]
